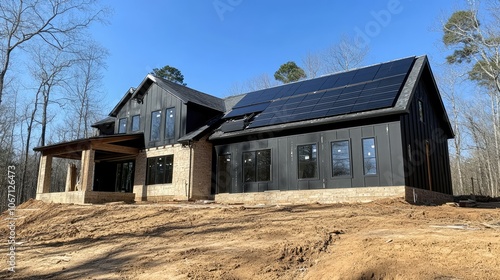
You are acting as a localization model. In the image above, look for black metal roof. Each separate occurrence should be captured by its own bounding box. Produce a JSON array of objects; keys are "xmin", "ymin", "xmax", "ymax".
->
[
  {"xmin": 153, "ymin": 76, "xmax": 225, "ymax": 112},
  {"xmin": 211, "ymin": 55, "xmax": 454, "ymax": 140}
]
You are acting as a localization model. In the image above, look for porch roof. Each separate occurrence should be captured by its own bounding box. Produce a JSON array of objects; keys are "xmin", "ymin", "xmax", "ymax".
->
[{"xmin": 33, "ymin": 133, "xmax": 145, "ymax": 160}]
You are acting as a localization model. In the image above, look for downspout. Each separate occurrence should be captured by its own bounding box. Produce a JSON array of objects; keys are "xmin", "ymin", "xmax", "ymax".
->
[{"xmin": 187, "ymin": 140, "xmax": 193, "ymax": 201}]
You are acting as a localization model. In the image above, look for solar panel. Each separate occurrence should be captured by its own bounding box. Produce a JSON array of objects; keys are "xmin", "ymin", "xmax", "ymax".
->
[
  {"xmin": 234, "ymin": 56, "xmax": 415, "ymax": 130},
  {"xmin": 223, "ymin": 102, "xmax": 270, "ymax": 118}
]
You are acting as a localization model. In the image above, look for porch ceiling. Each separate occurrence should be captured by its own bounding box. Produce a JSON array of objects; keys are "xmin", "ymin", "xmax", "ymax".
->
[{"xmin": 33, "ymin": 133, "xmax": 145, "ymax": 160}]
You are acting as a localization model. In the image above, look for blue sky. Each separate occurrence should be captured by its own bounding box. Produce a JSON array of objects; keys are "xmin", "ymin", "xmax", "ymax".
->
[{"xmin": 91, "ymin": 0, "xmax": 464, "ymax": 109}]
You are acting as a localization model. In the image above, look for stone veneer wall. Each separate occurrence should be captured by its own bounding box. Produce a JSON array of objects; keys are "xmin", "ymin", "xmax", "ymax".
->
[
  {"xmin": 133, "ymin": 137, "xmax": 214, "ymax": 202},
  {"xmin": 133, "ymin": 144, "xmax": 191, "ymax": 202},
  {"xmin": 215, "ymin": 186, "xmax": 454, "ymax": 205},
  {"xmin": 36, "ymin": 191, "xmax": 135, "ymax": 204},
  {"xmin": 189, "ymin": 136, "xmax": 214, "ymax": 200}
]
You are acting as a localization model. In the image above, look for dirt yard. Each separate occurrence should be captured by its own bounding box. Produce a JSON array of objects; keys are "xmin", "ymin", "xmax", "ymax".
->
[{"xmin": 1, "ymin": 198, "xmax": 500, "ymax": 280}]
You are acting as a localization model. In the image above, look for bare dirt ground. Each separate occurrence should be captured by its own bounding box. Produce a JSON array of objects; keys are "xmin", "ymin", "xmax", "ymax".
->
[{"xmin": 1, "ymin": 198, "xmax": 500, "ymax": 280}]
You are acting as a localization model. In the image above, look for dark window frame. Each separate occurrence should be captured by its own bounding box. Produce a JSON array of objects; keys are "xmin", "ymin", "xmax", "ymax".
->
[
  {"xmin": 150, "ymin": 110, "xmax": 162, "ymax": 141},
  {"xmin": 297, "ymin": 143, "xmax": 319, "ymax": 180},
  {"xmin": 362, "ymin": 137, "xmax": 377, "ymax": 176},
  {"xmin": 242, "ymin": 149, "xmax": 271, "ymax": 183},
  {"xmin": 331, "ymin": 140, "xmax": 352, "ymax": 178},
  {"xmin": 165, "ymin": 107, "xmax": 175, "ymax": 140},
  {"xmin": 217, "ymin": 153, "xmax": 232, "ymax": 193},
  {"xmin": 146, "ymin": 155, "xmax": 174, "ymax": 185},
  {"xmin": 131, "ymin": 115, "xmax": 140, "ymax": 132},
  {"xmin": 118, "ymin": 118, "xmax": 127, "ymax": 134}
]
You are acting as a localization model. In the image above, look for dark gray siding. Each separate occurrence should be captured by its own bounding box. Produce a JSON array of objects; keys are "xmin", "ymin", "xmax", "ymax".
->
[
  {"xmin": 400, "ymin": 72, "xmax": 453, "ymax": 195},
  {"xmin": 214, "ymin": 121, "xmax": 405, "ymax": 193},
  {"xmin": 114, "ymin": 84, "xmax": 186, "ymax": 148}
]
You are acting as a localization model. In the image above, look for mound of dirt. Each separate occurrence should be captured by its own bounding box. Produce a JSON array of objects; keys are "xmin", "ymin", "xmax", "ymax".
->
[{"xmin": 1, "ymin": 198, "xmax": 499, "ymax": 279}]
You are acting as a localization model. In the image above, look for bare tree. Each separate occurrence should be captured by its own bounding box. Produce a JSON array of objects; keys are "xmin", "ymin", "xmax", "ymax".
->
[
  {"xmin": 322, "ymin": 34, "xmax": 369, "ymax": 73},
  {"xmin": 302, "ymin": 52, "xmax": 324, "ymax": 78},
  {"xmin": 0, "ymin": 0, "xmax": 108, "ymax": 105},
  {"xmin": 64, "ymin": 41, "xmax": 108, "ymax": 139}
]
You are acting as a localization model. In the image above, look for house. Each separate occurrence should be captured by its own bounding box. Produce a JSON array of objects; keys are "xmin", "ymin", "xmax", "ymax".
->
[{"xmin": 34, "ymin": 55, "xmax": 454, "ymax": 205}]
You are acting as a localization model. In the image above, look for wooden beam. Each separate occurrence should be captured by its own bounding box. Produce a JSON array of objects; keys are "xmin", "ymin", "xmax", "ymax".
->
[
  {"xmin": 92, "ymin": 143, "xmax": 139, "ymax": 155},
  {"xmin": 93, "ymin": 134, "xmax": 142, "ymax": 144}
]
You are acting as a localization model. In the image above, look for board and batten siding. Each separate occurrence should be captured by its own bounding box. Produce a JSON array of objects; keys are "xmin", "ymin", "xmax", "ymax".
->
[
  {"xmin": 214, "ymin": 121, "xmax": 405, "ymax": 194},
  {"xmin": 114, "ymin": 84, "xmax": 186, "ymax": 148},
  {"xmin": 400, "ymin": 72, "xmax": 453, "ymax": 195}
]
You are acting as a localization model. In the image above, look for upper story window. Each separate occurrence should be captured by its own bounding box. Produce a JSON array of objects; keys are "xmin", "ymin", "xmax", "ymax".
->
[
  {"xmin": 131, "ymin": 115, "xmax": 140, "ymax": 132},
  {"xmin": 298, "ymin": 144, "xmax": 318, "ymax": 179},
  {"xmin": 150, "ymin": 110, "xmax": 162, "ymax": 141},
  {"xmin": 165, "ymin": 107, "xmax": 175, "ymax": 139},
  {"xmin": 362, "ymin": 138, "xmax": 377, "ymax": 175},
  {"xmin": 118, "ymin": 118, "xmax": 127, "ymax": 134},
  {"xmin": 332, "ymin": 140, "xmax": 351, "ymax": 177},
  {"xmin": 243, "ymin": 149, "xmax": 271, "ymax": 183}
]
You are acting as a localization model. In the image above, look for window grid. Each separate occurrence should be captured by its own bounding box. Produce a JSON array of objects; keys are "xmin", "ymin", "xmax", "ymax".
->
[
  {"xmin": 243, "ymin": 149, "xmax": 271, "ymax": 183},
  {"xmin": 165, "ymin": 108, "xmax": 175, "ymax": 139},
  {"xmin": 146, "ymin": 155, "xmax": 174, "ymax": 185},
  {"xmin": 131, "ymin": 115, "xmax": 140, "ymax": 132},
  {"xmin": 150, "ymin": 110, "xmax": 161, "ymax": 141},
  {"xmin": 118, "ymin": 118, "xmax": 127, "ymax": 134},
  {"xmin": 331, "ymin": 140, "xmax": 351, "ymax": 177},
  {"xmin": 362, "ymin": 138, "xmax": 377, "ymax": 175},
  {"xmin": 298, "ymin": 144, "xmax": 318, "ymax": 179}
]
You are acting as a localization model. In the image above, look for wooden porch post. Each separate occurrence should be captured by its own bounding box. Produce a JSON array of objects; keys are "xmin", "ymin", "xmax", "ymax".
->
[
  {"xmin": 36, "ymin": 155, "xmax": 52, "ymax": 194},
  {"xmin": 80, "ymin": 149, "xmax": 95, "ymax": 192}
]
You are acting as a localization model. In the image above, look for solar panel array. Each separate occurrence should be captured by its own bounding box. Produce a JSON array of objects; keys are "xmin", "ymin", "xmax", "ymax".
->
[{"xmin": 223, "ymin": 56, "xmax": 415, "ymax": 129}]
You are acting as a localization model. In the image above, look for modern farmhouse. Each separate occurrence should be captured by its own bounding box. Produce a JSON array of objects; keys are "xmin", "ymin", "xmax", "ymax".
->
[{"xmin": 34, "ymin": 55, "xmax": 454, "ymax": 205}]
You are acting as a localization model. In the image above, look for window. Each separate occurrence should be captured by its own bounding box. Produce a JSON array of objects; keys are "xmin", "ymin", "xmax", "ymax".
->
[
  {"xmin": 332, "ymin": 140, "xmax": 351, "ymax": 177},
  {"xmin": 362, "ymin": 138, "xmax": 377, "ymax": 175},
  {"xmin": 243, "ymin": 149, "xmax": 271, "ymax": 182},
  {"xmin": 217, "ymin": 154, "xmax": 231, "ymax": 193},
  {"xmin": 146, "ymin": 155, "xmax": 174, "ymax": 185},
  {"xmin": 150, "ymin": 110, "xmax": 161, "ymax": 141},
  {"xmin": 298, "ymin": 144, "xmax": 318, "ymax": 179},
  {"xmin": 115, "ymin": 161, "xmax": 134, "ymax": 192},
  {"xmin": 165, "ymin": 107, "xmax": 175, "ymax": 139},
  {"xmin": 418, "ymin": 100, "xmax": 424, "ymax": 122},
  {"xmin": 131, "ymin": 115, "xmax": 140, "ymax": 132},
  {"xmin": 118, "ymin": 118, "xmax": 127, "ymax": 134}
]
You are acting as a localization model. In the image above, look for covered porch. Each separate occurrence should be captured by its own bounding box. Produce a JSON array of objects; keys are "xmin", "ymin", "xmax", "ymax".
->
[{"xmin": 33, "ymin": 133, "xmax": 145, "ymax": 204}]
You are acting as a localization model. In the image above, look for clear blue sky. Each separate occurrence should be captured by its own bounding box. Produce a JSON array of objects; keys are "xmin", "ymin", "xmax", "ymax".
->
[{"xmin": 90, "ymin": 0, "xmax": 464, "ymax": 109}]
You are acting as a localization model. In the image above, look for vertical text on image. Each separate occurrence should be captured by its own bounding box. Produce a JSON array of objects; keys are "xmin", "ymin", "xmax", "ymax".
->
[{"xmin": 7, "ymin": 165, "xmax": 16, "ymax": 273}]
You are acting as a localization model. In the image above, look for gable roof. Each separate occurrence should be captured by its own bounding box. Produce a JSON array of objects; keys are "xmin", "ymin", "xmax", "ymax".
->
[
  {"xmin": 153, "ymin": 76, "xmax": 225, "ymax": 112},
  {"xmin": 210, "ymin": 55, "xmax": 453, "ymax": 140},
  {"xmin": 109, "ymin": 74, "xmax": 225, "ymax": 117}
]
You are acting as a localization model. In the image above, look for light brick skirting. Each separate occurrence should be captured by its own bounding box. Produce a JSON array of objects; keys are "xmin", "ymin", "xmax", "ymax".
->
[
  {"xmin": 215, "ymin": 186, "xmax": 453, "ymax": 205},
  {"xmin": 36, "ymin": 191, "xmax": 135, "ymax": 204}
]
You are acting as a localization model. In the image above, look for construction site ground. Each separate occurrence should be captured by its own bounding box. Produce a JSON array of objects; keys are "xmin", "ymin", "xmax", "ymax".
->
[{"xmin": 1, "ymin": 198, "xmax": 500, "ymax": 280}]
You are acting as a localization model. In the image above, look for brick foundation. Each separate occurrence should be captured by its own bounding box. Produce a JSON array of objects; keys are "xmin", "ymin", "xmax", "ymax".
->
[
  {"xmin": 36, "ymin": 191, "xmax": 135, "ymax": 204},
  {"xmin": 215, "ymin": 186, "xmax": 453, "ymax": 205}
]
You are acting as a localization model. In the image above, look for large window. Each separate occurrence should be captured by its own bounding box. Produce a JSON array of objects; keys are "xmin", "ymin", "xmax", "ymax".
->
[
  {"xmin": 165, "ymin": 107, "xmax": 175, "ymax": 139},
  {"xmin": 131, "ymin": 115, "xmax": 140, "ymax": 132},
  {"xmin": 332, "ymin": 140, "xmax": 351, "ymax": 177},
  {"xmin": 150, "ymin": 110, "xmax": 162, "ymax": 141},
  {"xmin": 243, "ymin": 149, "xmax": 271, "ymax": 182},
  {"xmin": 298, "ymin": 144, "xmax": 318, "ymax": 179},
  {"xmin": 115, "ymin": 161, "xmax": 134, "ymax": 192},
  {"xmin": 362, "ymin": 138, "xmax": 377, "ymax": 175},
  {"xmin": 147, "ymin": 155, "xmax": 174, "ymax": 185},
  {"xmin": 217, "ymin": 154, "xmax": 231, "ymax": 193},
  {"xmin": 118, "ymin": 118, "xmax": 127, "ymax": 134}
]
